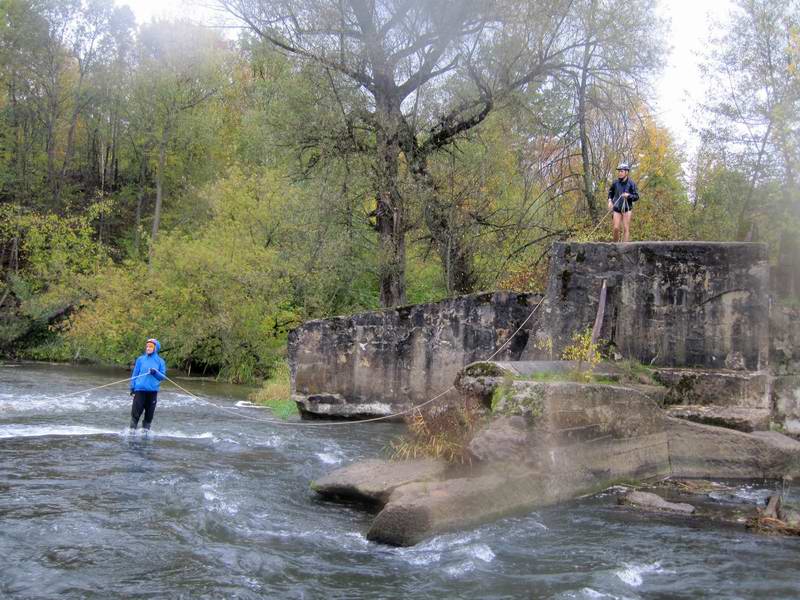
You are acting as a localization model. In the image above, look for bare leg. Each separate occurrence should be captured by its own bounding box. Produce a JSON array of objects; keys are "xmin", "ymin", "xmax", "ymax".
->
[
  {"xmin": 622, "ymin": 211, "xmax": 632, "ymax": 242},
  {"xmin": 612, "ymin": 212, "xmax": 622, "ymax": 242}
]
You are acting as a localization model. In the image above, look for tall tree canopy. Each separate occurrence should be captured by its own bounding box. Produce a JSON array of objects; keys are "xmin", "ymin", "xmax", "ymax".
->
[{"xmin": 219, "ymin": 0, "xmax": 666, "ymax": 305}]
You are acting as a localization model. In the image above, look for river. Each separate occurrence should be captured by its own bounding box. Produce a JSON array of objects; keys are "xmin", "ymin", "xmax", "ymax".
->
[{"xmin": 1, "ymin": 363, "xmax": 799, "ymax": 599}]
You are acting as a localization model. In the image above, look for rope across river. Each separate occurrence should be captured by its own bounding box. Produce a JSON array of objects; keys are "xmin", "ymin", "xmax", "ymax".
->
[{"xmin": 45, "ymin": 296, "xmax": 545, "ymax": 428}]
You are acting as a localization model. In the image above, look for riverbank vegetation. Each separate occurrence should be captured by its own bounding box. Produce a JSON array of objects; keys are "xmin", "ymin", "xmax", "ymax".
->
[{"xmin": 0, "ymin": 0, "xmax": 797, "ymax": 384}]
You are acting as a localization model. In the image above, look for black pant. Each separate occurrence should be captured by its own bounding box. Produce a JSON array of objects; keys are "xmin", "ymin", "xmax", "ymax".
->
[{"xmin": 130, "ymin": 391, "xmax": 158, "ymax": 430}]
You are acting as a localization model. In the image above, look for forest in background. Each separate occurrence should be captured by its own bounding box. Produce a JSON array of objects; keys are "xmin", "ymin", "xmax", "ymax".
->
[{"xmin": 0, "ymin": 0, "xmax": 797, "ymax": 383}]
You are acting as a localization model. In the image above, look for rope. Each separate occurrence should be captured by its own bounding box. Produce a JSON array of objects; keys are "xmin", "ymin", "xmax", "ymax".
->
[
  {"xmin": 42, "ymin": 373, "xmax": 150, "ymax": 402},
  {"xmin": 574, "ymin": 208, "xmax": 612, "ymax": 242},
  {"xmin": 162, "ymin": 295, "xmax": 547, "ymax": 428}
]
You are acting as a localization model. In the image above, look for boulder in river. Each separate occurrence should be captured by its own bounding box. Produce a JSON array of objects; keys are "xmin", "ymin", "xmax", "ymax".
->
[{"xmin": 619, "ymin": 491, "xmax": 696, "ymax": 514}]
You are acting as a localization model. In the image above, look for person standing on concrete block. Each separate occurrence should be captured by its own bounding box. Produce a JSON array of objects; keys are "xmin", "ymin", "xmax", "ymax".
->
[{"xmin": 608, "ymin": 163, "xmax": 639, "ymax": 242}]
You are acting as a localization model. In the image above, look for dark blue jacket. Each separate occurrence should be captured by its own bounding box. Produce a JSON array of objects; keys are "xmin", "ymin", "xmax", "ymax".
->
[
  {"xmin": 608, "ymin": 177, "xmax": 639, "ymax": 210},
  {"xmin": 130, "ymin": 339, "xmax": 167, "ymax": 393}
]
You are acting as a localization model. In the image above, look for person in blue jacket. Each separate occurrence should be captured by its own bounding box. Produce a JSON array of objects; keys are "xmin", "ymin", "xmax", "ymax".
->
[
  {"xmin": 607, "ymin": 162, "xmax": 640, "ymax": 242},
  {"xmin": 129, "ymin": 338, "xmax": 167, "ymax": 431}
]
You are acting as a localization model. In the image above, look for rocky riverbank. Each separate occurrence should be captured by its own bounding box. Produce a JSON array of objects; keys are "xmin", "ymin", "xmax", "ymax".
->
[{"xmin": 312, "ymin": 361, "xmax": 800, "ymax": 546}]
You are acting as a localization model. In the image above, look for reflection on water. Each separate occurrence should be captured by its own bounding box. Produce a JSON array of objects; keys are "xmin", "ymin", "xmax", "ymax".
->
[{"xmin": 1, "ymin": 363, "xmax": 799, "ymax": 599}]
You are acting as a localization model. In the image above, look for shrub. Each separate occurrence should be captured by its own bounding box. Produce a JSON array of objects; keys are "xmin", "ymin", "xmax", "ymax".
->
[
  {"xmin": 249, "ymin": 360, "xmax": 298, "ymax": 419},
  {"xmin": 561, "ymin": 327, "xmax": 601, "ymax": 381},
  {"xmin": 388, "ymin": 397, "xmax": 485, "ymax": 464}
]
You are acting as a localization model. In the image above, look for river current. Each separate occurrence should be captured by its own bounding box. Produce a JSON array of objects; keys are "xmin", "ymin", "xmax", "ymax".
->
[{"xmin": 1, "ymin": 363, "xmax": 799, "ymax": 599}]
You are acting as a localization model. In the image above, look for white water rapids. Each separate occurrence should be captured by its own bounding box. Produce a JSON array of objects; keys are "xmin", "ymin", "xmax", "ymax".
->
[{"xmin": 1, "ymin": 363, "xmax": 799, "ymax": 599}]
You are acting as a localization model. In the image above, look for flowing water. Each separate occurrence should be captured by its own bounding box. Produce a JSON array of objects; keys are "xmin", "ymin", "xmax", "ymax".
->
[{"xmin": 1, "ymin": 363, "xmax": 799, "ymax": 599}]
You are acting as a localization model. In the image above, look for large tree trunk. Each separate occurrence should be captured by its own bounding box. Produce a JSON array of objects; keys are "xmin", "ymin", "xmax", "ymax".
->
[
  {"xmin": 577, "ymin": 60, "xmax": 598, "ymax": 222},
  {"xmin": 423, "ymin": 194, "xmax": 476, "ymax": 295},
  {"xmin": 577, "ymin": 0, "xmax": 598, "ymax": 223},
  {"xmin": 374, "ymin": 105, "xmax": 406, "ymax": 307},
  {"xmin": 408, "ymin": 147, "xmax": 477, "ymax": 296},
  {"xmin": 149, "ymin": 127, "xmax": 169, "ymax": 264}
]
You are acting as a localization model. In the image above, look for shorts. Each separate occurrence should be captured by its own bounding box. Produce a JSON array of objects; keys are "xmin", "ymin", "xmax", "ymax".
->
[{"xmin": 612, "ymin": 199, "xmax": 633, "ymax": 214}]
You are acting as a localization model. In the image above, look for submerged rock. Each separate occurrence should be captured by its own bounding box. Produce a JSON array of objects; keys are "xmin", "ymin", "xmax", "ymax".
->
[{"xmin": 619, "ymin": 491, "xmax": 696, "ymax": 514}]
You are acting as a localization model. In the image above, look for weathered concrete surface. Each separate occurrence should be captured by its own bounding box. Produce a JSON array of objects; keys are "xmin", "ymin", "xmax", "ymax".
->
[
  {"xmin": 769, "ymin": 306, "xmax": 800, "ymax": 434},
  {"xmin": 772, "ymin": 229, "xmax": 800, "ymax": 301},
  {"xmin": 288, "ymin": 292, "xmax": 543, "ymax": 418},
  {"xmin": 295, "ymin": 393, "xmax": 395, "ymax": 420},
  {"xmin": 313, "ymin": 363, "xmax": 800, "ymax": 546},
  {"xmin": 467, "ymin": 379, "xmax": 669, "ymax": 473},
  {"xmin": 667, "ymin": 420, "xmax": 800, "ymax": 479},
  {"xmin": 770, "ymin": 305, "xmax": 800, "ymax": 375},
  {"xmin": 311, "ymin": 458, "xmax": 449, "ymax": 504},
  {"xmin": 289, "ymin": 242, "xmax": 776, "ymax": 418},
  {"xmin": 773, "ymin": 376, "xmax": 800, "ymax": 435},
  {"xmin": 665, "ymin": 405, "xmax": 770, "ymax": 433},
  {"xmin": 653, "ymin": 368, "xmax": 770, "ymax": 409},
  {"xmin": 542, "ymin": 242, "xmax": 770, "ymax": 370}
]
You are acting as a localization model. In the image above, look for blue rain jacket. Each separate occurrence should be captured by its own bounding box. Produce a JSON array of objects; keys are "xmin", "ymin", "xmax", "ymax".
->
[{"xmin": 130, "ymin": 339, "xmax": 167, "ymax": 393}]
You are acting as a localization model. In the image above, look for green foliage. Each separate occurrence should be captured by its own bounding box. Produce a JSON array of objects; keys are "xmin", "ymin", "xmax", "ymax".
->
[
  {"xmin": 490, "ymin": 377, "xmax": 514, "ymax": 412},
  {"xmin": 0, "ymin": 204, "xmax": 108, "ymax": 353},
  {"xmin": 1, "ymin": 0, "xmax": 795, "ymax": 395},
  {"xmin": 561, "ymin": 328, "xmax": 601, "ymax": 381},
  {"xmin": 613, "ymin": 359, "xmax": 659, "ymax": 386},
  {"xmin": 249, "ymin": 361, "xmax": 298, "ymax": 419},
  {"xmin": 64, "ymin": 168, "xmax": 303, "ymax": 381},
  {"xmin": 514, "ymin": 371, "xmax": 614, "ymax": 385}
]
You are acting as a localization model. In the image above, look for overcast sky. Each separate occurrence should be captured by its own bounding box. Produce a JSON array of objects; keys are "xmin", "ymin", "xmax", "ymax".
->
[{"xmin": 122, "ymin": 0, "xmax": 736, "ymax": 159}]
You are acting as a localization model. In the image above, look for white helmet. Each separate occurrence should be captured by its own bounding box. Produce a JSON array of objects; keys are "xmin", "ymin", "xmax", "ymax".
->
[{"xmin": 616, "ymin": 162, "xmax": 630, "ymax": 171}]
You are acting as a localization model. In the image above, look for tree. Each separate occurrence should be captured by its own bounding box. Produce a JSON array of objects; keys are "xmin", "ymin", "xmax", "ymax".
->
[
  {"xmin": 699, "ymin": 0, "xmax": 800, "ymax": 239},
  {"xmin": 130, "ymin": 21, "xmax": 231, "ymax": 259},
  {"xmin": 219, "ymin": 0, "xmax": 603, "ymax": 306},
  {"xmin": 568, "ymin": 0, "xmax": 664, "ymax": 222}
]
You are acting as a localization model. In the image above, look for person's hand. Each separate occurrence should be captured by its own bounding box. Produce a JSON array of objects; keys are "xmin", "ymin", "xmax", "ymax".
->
[
  {"xmin": 149, "ymin": 368, "xmax": 157, "ymax": 375},
  {"xmin": 130, "ymin": 391, "xmax": 135, "ymax": 397},
  {"xmin": 607, "ymin": 201, "xmax": 613, "ymax": 210},
  {"xmin": 621, "ymin": 192, "xmax": 629, "ymax": 198}
]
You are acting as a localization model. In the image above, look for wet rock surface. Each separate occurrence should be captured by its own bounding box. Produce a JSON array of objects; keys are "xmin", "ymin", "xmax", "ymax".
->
[
  {"xmin": 619, "ymin": 491, "xmax": 695, "ymax": 514},
  {"xmin": 312, "ymin": 458, "xmax": 449, "ymax": 505},
  {"xmin": 313, "ymin": 369, "xmax": 800, "ymax": 545}
]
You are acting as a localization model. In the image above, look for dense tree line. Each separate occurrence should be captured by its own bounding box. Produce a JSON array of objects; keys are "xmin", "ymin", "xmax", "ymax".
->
[{"xmin": 0, "ymin": 0, "xmax": 796, "ymax": 382}]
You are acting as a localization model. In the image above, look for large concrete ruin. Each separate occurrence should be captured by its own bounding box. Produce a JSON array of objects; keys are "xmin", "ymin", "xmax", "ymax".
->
[{"xmin": 289, "ymin": 241, "xmax": 797, "ymax": 429}]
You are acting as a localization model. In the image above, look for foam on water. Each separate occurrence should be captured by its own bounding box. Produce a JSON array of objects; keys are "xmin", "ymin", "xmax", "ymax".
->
[
  {"xmin": 0, "ymin": 424, "xmax": 216, "ymax": 440},
  {"xmin": 0, "ymin": 424, "xmax": 118, "ymax": 439},
  {"xmin": 234, "ymin": 401, "xmax": 265, "ymax": 409},
  {"xmin": 315, "ymin": 452, "xmax": 341, "ymax": 465},
  {"xmin": 201, "ymin": 483, "xmax": 239, "ymax": 516},
  {"xmin": 150, "ymin": 429, "xmax": 215, "ymax": 440},
  {"xmin": 614, "ymin": 562, "xmax": 669, "ymax": 587},
  {"xmin": 466, "ymin": 543, "xmax": 495, "ymax": 563},
  {"xmin": 389, "ymin": 531, "xmax": 494, "ymax": 571},
  {"xmin": 559, "ymin": 588, "xmax": 635, "ymax": 600},
  {"xmin": 0, "ymin": 391, "xmax": 199, "ymax": 414},
  {"xmin": 444, "ymin": 561, "xmax": 475, "ymax": 577}
]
